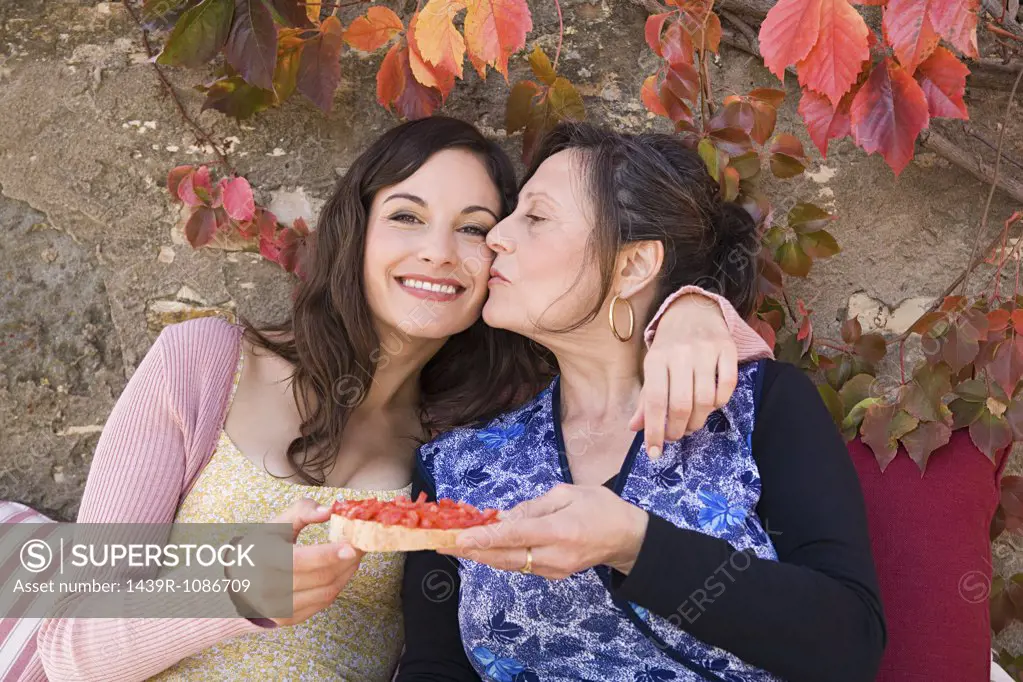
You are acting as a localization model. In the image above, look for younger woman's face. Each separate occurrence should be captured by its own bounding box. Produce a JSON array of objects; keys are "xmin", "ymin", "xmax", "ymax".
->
[
  {"xmin": 363, "ymin": 148, "xmax": 502, "ymax": 340},
  {"xmin": 482, "ymin": 150, "xmax": 601, "ymax": 339}
]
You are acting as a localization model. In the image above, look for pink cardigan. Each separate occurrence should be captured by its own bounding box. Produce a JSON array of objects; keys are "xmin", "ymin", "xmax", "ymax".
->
[{"xmin": 36, "ymin": 288, "xmax": 772, "ymax": 681}]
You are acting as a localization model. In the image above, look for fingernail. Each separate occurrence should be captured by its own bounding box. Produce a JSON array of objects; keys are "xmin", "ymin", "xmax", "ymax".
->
[
  {"xmin": 338, "ymin": 545, "xmax": 355, "ymax": 560},
  {"xmin": 648, "ymin": 445, "xmax": 661, "ymax": 459}
]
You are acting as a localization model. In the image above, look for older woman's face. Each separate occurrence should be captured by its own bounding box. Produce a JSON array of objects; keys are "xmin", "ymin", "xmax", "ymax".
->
[{"xmin": 482, "ymin": 150, "xmax": 601, "ymax": 338}]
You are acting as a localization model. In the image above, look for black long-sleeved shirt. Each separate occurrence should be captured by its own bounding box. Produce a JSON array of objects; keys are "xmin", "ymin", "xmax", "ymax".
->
[{"xmin": 397, "ymin": 360, "xmax": 887, "ymax": 682}]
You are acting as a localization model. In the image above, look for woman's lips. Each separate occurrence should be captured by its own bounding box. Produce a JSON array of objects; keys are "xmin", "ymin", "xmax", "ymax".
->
[
  {"xmin": 396, "ymin": 276, "xmax": 465, "ymax": 302},
  {"xmin": 488, "ymin": 268, "xmax": 510, "ymax": 287}
]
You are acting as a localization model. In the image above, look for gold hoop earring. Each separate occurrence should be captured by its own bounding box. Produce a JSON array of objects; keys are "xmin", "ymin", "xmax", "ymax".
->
[{"xmin": 609, "ymin": 294, "xmax": 635, "ymax": 342}]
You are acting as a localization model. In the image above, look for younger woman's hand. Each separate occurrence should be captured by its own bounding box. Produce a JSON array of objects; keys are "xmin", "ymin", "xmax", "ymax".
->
[
  {"xmin": 229, "ymin": 498, "xmax": 363, "ymax": 626},
  {"xmin": 632, "ymin": 293, "xmax": 738, "ymax": 457}
]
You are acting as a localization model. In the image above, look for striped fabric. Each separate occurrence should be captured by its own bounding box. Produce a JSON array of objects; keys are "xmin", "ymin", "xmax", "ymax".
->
[{"xmin": 0, "ymin": 501, "xmax": 54, "ymax": 682}]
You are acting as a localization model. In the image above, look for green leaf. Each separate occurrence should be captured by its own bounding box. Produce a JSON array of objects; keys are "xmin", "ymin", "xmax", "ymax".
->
[
  {"xmin": 776, "ymin": 240, "xmax": 811, "ymax": 277},
  {"xmin": 141, "ymin": 0, "xmax": 195, "ymax": 27},
  {"xmin": 839, "ymin": 373, "xmax": 875, "ymax": 412},
  {"xmin": 729, "ymin": 151, "xmax": 761, "ymax": 179},
  {"xmin": 787, "ymin": 202, "xmax": 833, "ymax": 233},
  {"xmin": 156, "ymin": 0, "xmax": 235, "ymax": 68},
  {"xmin": 200, "ymin": 75, "xmax": 275, "ymax": 119},
  {"xmin": 797, "ymin": 230, "xmax": 840, "ymax": 259},
  {"xmin": 841, "ymin": 396, "xmax": 880, "ymax": 437},
  {"xmin": 698, "ymin": 137, "xmax": 722, "ymax": 182},
  {"xmin": 948, "ymin": 397, "xmax": 985, "ymax": 429},
  {"xmin": 955, "ymin": 378, "xmax": 989, "ymax": 402},
  {"xmin": 818, "ymin": 383, "xmax": 844, "ymax": 426},
  {"xmin": 860, "ymin": 403, "xmax": 903, "ymax": 470},
  {"xmin": 770, "ymin": 152, "xmax": 805, "ymax": 178}
]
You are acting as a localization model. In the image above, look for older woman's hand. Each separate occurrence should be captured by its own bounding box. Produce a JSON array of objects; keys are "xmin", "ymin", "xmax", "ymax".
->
[
  {"xmin": 632, "ymin": 293, "xmax": 739, "ymax": 458},
  {"xmin": 437, "ymin": 484, "xmax": 648, "ymax": 579}
]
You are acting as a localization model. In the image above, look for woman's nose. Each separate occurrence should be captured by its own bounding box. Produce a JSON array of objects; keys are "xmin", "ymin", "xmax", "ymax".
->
[
  {"xmin": 486, "ymin": 221, "xmax": 515, "ymax": 254},
  {"xmin": 417, "ymin": 228, "xmax": 457, "ymax": 266}
]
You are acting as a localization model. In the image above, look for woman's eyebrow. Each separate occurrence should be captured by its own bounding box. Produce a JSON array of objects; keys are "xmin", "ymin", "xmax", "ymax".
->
[
  {"xmin": 521, "ymin": 190, "xmax": 560, "ymax": 206},
  {"xmin": 384, "ymin": 192, "xmax": 426, "ymax": 206},
  {"xmin": 462, "ymin": 205, "xmax": 498, "ymax": 220}
]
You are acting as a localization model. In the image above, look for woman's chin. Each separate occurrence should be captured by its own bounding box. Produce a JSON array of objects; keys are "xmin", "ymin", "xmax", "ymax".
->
[{"xmin": 481, "ymin": 300, "xmax": 514, "ymax": 331}]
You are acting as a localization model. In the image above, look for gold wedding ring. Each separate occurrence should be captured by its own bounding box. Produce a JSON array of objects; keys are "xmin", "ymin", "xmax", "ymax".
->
[{"xmin": 519, "ymin": 547, "xmax": 534, "ymax": 574}]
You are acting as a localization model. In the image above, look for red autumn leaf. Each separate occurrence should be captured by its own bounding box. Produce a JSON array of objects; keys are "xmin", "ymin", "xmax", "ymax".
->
[
  {"xmin": 796, "ymin": 0, "xmax": 869, "ymax": 107},
  {"xmin": 1013, "ymin": 309, "xmax": 1023, "ymax": 333},
  {"xmin": 271, "ymin": 0, "xmax": 315, "ymax": 28},
  {"xmin": 856, "ymin": 332, "xmax": 888, "ymax": 364},
  {"xmin": 842, "ymin": 317, "xmax": 863, "ymax": 343},
  {"xmin": 751, "ymin": 316, "xmax": 777, "ymax": 349},
  {"xmin": 225, "ymin": 0, "xmax": 278, "ymax": 90},
  {"xmin": 660, "ymin": 19, "xmax": 695, "ymax": 66},
  {"xmin": 929, "ymin": 0, "xmax": 979, "ymax": 59},
  {"xmin": 177, "ymin": 165, "xmax": 212, "ymax": 206},
  {"xmin": 185, "ymin": 206, "xmax": 218, "ymax": 248},
  {"xmin": 850, "ymin": 57, "xmax": 930, "ymax": 176},
  {"xmin": 646, "ymin": 13, "xmax": 671, "ymax": 56},
  {"xmin": 692, "ymin": 11, "xmax": 723, "ymax": 53},
  {"xmin": 900, "ymin": 420, "xmax": 952, "ymax": 473},
  {"xmin": 222, "ymin": 176, "xmax": 255, "ymax": 222},
  {"xmin": 989, "ymin": 308, "xmax": 1012, "ymax": 334},
  {"xmin": 989, "ymin": 339, "xmax": 1023, "ymax": 399},
  {"xmin": 914, "ymin": 46, "xmax": 969, "ymax": 120},
  {"xmin": 463, "ymin": 0, "xmax": 532, "ymax": 78},
  {"xmin": 412, "ymin": 0, "xmax": 466, "ymax": 78},
  {"xmin": 641, "ymin": 74, "xmax": 668, "ymax": 117},
  {"xmin": 883, "ymin": 0, "xmax": 940, "ymax": 74},
  {"xmin": 408, "ymin": 16, "xmax": 456, "ymax": 97},
  {"xmin": 377, "ymin": 40, "xmax": 443, "ymax": 119},
  {"xmin": 344, "ymin": 6, "xmax": 403, "ymax": 52},
  {"xmin": 759, "ymin": 0, "xmax": 824, "ymax": 80},
  {"xmin": 297, "ymin": 16, "xmax": 344, "ymax": 112},
  {"xmin": 798, "ymin": 87, "xmax": 852, "ymax": 155},
  {"xmin": 167, "ymin": 165, "xmax": 194, "ymax": 199}
]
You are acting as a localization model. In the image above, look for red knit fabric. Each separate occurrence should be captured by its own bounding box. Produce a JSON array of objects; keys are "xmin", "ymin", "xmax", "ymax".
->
[{"xmin": 849, "ymin": 430, "xmax": 1007, "ymax": 682}]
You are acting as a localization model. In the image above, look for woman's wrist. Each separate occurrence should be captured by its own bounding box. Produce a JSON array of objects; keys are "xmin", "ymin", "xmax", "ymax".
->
[{"xmin": 606, "ymin": 504, "xmax": 650, "ymax": 575}]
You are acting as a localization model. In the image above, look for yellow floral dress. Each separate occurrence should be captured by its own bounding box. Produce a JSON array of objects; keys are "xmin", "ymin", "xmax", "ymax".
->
[{"xmin": 151, "ymin": 343, "xmax": 412, "ymax": 681}]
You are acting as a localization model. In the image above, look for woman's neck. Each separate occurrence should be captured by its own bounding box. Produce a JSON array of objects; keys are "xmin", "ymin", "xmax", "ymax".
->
[{"xmin": 544, "ymin": 331, "xmax": 644, "ymax": 424}]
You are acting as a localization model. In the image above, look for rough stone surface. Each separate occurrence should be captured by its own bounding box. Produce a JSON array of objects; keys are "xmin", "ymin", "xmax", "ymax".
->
[{"xmin": 3, "ymin": 0, "xmax": 1023, "ymax": 656}]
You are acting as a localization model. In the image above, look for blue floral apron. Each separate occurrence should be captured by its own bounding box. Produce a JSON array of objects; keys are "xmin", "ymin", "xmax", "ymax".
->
[{"xmin": 419, "ymin": 360, "xmax": 780, "ymax": 682}]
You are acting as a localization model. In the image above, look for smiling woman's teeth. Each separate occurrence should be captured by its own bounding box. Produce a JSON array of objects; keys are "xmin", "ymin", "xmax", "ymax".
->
[{"xmin": 400, "ymin": 278, "xmax": 459, "ymax": 295}]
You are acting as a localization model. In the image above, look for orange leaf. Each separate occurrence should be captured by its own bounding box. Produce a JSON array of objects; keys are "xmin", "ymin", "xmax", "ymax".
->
[
  {"xmin": 758, "ymin": 0, "xmax": 824, "ymax": 80},
  {"xmin": 1012, "ymin": 309, "xmax": 1023, "ymax": 333},
  {"xmin": 661, "ymin": 19, "xmax": 695, "ymax": 66},
  {"xmin": 693, "ymin": 11, "xmax": 722, "ymax": 53},
  {"xmin": 929, "ymin": 0, "xmax": 979, "ymax": 59},
  {"xmin": 850, "ymin": 57, "xmax": 930, "ymax": 175},
  {"xmin": 646, "ymin": 13, "xmax": 671, "ymax": 56},
  {"xmin": 464, "ymin": 0, "xmax": 533, "ymax": 79},
  {"xmin": 408, "ymin": 15, "xmax": 456, "ymax": 97},
  {"xmin": 989, "ymin": 308, "xmax": 1011, "ymax": 333},
  {"xmin": 883, "ymin": 0, "xmax": 939, "ymax": 73},
  {"xmin": 507, "ymin": 79, "xmax": 541, "ymax": 132},
  {"xmin": 527, "ymin": 44, "xmax": 556, "ymax": 86},
  {"xmin": 798, "ymin": 87, "xmax": 852, "ymax": 155},
  {"xmin": 795, "ymin": 0, "xmax": 869, "ymax": 107},
  {"xmin": 641, "ymin": 74, "xmax": 669, "ymax": 117},
  {"xmin": 411, "ymin": 0, "xmax": 466, "ymax": 78},
  {"xmin": 344, "ymin": 6, "xmax": 403, "ymax": 52},
  {"xmin": 377, "ymin": 40, "xmax": 443, "ymax": 119},
  {"xmin": 914, "ymin": 45, "xmax": 969, "ymax": 120}
]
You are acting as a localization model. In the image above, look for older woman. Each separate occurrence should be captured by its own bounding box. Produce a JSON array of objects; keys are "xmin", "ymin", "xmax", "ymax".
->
[{"xmin": 398, "ymin": 124, "xmax": 886, "ymax": 682}]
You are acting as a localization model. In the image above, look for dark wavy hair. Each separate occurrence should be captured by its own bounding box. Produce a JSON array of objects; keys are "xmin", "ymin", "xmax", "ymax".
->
[
  {"xmin": 522, "ymin": 122, "xmax": 760, "ymax": 332},
  {"xmin": 237, "ymin": 117, "xmax": 552, "ymax": 485}
]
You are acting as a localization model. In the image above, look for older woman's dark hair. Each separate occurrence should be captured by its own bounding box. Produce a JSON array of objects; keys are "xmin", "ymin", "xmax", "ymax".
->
[
  {"xmin": 237, "ymin": 117, "xmax": 550, "ymax": 485},
  {"xmin": 524, "ymin": 122, "xmax": 760, "ymax": 327}
]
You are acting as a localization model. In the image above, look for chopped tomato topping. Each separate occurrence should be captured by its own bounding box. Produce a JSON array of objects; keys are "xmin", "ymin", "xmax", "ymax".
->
[{"xmin": 331, "ymin": 493, "xmax": 500, "ymax": 530}]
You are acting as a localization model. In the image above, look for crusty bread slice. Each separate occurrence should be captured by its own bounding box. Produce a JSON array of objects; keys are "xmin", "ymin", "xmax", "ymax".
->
[{"xmin": 329, "ymin": 515, "xmax": 465, "ymax": 552}]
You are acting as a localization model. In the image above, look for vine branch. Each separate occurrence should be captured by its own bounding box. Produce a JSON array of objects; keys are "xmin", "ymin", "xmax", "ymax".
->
[{"xmin": 120, "ymin": 0, "xmax": 234, "ymax": 174}]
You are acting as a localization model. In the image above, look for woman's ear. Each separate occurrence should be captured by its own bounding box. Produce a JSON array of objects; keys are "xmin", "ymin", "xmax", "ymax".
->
[{"xmin": 615, "ymin": 240, "xmax": 664, "ymax": 298}]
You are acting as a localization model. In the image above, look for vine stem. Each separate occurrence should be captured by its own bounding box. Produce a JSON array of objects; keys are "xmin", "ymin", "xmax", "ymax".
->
[
  {"xmin": 896, "ymin": 66, "xmax": 1023, "ymax": 343},
  {"xmin": 959, "ymin": 65, "xmax": 1023, "ymax": 297},
  {"xmin": 120, "ymin": 0, "xmax": 234, "ymax": 174},
  {"xmin": 552, "ymin": 0, "xmax": 564, "ymax": 72}
]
